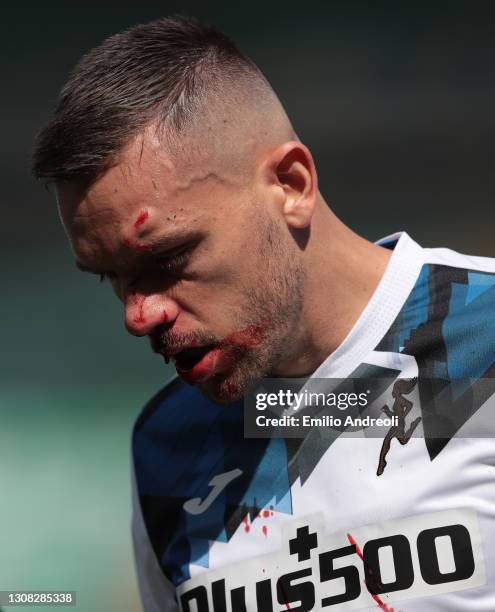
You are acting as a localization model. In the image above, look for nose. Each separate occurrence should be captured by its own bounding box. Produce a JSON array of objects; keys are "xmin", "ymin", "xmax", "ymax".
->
[{"xmin": 124, "ymin": 290, "xmax": 180, "ymax": 336}]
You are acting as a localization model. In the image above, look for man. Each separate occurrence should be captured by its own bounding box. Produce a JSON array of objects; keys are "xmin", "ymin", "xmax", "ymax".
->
[{"xmin": 33, "ymin": 16, "xmax": 495, "ymax": 612}]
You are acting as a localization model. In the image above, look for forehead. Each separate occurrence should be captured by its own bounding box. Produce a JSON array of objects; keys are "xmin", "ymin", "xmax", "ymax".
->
[
  {"xmin": 58, "ymin": 133, "xmax": 190, "ymax": 230},
  {"xmin": 56, "ymin": 131, "xmax": 238, "ymax": 260}
]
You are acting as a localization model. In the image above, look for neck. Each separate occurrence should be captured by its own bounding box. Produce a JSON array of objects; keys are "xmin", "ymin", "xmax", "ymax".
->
[{"xmin": 275, "ymin": 195, "xmax": 393, "ymax": 376}]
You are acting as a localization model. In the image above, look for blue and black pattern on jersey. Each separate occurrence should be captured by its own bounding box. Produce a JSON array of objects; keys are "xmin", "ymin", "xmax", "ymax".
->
[
  {"xmin": 375, "ymin": 264, "xmax": 495, "ymax": 459},
  {"xmin": 132, "ymin": 263, "xmax": 495, "ymax": 588},
  {"xmin": 133, "ymin": 379, "xmax": 291, "ymax": 585}
]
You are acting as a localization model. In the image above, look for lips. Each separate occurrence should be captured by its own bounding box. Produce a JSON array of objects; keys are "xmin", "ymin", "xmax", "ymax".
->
[
  {"xmin": 173, "ymin": 345, "xmax": 215, "ymax": 371},
  {"xmin": 152, "ymin": 322, "xmax": 264, "ymax": 386},
  {"xmin": 174, "ymin": 345, "xmax": 223, "ymax": 384}
]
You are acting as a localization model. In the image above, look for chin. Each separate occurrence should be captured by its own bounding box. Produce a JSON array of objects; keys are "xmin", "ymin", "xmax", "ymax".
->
[
  {"xmin": 201, "ymin": 361, "xmax": 263, "ymax": 404},
  {"xmin": 199, "ymin": 352, "xmax": 272, "ymax": 404},
  {"xmin": 200, "ymin": 375, "xmax": 245, "ymax": 404}
]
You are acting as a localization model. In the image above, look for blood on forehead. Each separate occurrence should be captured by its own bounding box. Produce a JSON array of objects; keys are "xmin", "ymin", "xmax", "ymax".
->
[
  {"xmin": 133, "ymin": 210, "xmax": 149, "ymax": 229},
  {"xmin": 122, "ymin": 209, "xmax": 151, "ymax": 252}
]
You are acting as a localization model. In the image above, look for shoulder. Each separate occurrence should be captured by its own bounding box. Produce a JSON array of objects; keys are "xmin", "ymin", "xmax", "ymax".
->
[
  {"xmin": 133, "ymin": 374, "xmax": 192, "ymax": 433},
  {"xmin": 418, "ymin": 246, "xmax": 495, "ymax": 316},
  {"xmin": 405, "ymin": 246, "xmax": 495, "ymax": 379},
  {"xmin": 378, "ymin": 240, "xmax": 495, "ymax": 379},
  {"xmin": 423, "ymin": 244, "xmax": 495, "ymax": 274},
  {"xmin": 402, "ymin": 240, "xmax": 495, "ymax": 316},
  {"xmin": 133, "ymin": 374, "xmax": 223, "ymax": 431},
  {"xmin": 131, "ymin": 375, "xmax": 228, "ymax": 479}
]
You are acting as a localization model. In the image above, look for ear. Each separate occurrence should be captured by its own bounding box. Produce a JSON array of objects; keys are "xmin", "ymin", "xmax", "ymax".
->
[{"xmin": 263, "ymin": 141, "xmax": 318, "ymax": 229}]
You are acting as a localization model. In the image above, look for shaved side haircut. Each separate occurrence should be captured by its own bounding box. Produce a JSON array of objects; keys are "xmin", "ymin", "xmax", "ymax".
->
[{"xmin": 32, "ymin": 16, "xmax": 293, "ymax": 185}]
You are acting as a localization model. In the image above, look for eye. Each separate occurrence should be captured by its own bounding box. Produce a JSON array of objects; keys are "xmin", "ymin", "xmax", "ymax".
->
[{"xmin": 155, "ymin": 247, "xmax": 192, "ymax": 274}]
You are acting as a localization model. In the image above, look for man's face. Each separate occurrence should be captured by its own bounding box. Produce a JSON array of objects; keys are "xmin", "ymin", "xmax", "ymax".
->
[{"xmin": 57, "ymin": 131, "xmax": 306, "ymax": 403}]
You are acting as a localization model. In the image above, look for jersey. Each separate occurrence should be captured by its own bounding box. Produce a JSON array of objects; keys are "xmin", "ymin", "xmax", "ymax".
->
[{"xmin": 131, "ymin": 231, "xmax": 495, "ymax": 611}]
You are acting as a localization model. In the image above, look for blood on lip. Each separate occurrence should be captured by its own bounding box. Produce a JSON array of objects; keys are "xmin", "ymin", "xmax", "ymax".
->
[
  {"xmin": 175, "ymin": 345, "xmax": 210, "ymax": 369},
  {"xmin": 159, "ymin": 322, "xmax": 268, "ymax": 384},
  {"xmin": 175, "ymin": 349, "xmax": 220, "ymax": 384},
  {"xmin": 163, "ymin": 322, "xmax": 266, "ymax": 360},
  {"xmin": 219, "ymin": 323, "xmax": 266, "ymax": 349}
]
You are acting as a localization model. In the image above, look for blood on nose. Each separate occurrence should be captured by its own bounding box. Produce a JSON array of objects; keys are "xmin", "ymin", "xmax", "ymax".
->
[
  {"xmin": 125, "ymin": 291, "xmax": 176, "ymax": 336},
  {"xmin": 124, "ymin": 291, "xmax": 147, "ymax": 335}
]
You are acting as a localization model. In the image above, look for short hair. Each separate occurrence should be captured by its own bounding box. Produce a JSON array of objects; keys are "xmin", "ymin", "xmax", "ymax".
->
[{"xmin": 32, "ymin": 16, "xmax": 265, "ymax": 185}]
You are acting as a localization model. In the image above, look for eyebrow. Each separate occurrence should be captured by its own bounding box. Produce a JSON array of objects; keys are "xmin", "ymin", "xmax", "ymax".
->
[{"xmin": 74, "ymin": 230, "xmax": 202, "ymax": 276}]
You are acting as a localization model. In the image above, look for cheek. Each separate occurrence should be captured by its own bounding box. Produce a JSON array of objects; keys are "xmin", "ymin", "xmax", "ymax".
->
[{"xmin": 171, "ymin": 278, "xmax": 238, "ymax": 329}]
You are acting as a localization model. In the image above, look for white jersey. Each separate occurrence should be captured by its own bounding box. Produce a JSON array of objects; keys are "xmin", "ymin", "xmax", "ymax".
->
[{"xmin": 131, "ymin": 232, "xmax": 495, "ymax": 611}]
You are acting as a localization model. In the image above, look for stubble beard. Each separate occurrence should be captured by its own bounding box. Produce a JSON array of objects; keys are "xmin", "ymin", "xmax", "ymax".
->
[{"xmin": 204, "ymin": 216, "xmax": 306, "ymax": 404}]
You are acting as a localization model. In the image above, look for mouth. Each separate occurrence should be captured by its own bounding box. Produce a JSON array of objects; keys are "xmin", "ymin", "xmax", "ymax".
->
[
  {"xmin": 152, "ymin": 321, "xmax": 266, "ymax": 386},
  {"xmin": 172, "ymin": 344, "xmax": 221, "ymax": 384},
  {"xmin": 173, "ymin": 345, "xmax": 215, "ymax": 370}
]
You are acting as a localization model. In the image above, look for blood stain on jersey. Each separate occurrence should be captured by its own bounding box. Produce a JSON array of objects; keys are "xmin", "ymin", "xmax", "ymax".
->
[
  {"xmin": 347, "ymin": 533, "xmax": 401, "ymax": 612},
  {"xmin": 278, "ymin": 581, "xmax": 292, "ymax": 610},
  {"xmin": 261, "ymin": 506, "xmax": 275, "ymax": 536}
]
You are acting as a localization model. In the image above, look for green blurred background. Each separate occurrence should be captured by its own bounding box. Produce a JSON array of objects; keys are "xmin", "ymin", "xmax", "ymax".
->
[{"xmin": 2, "ymin": 1, "xmax": 495, "ymax": 610}]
